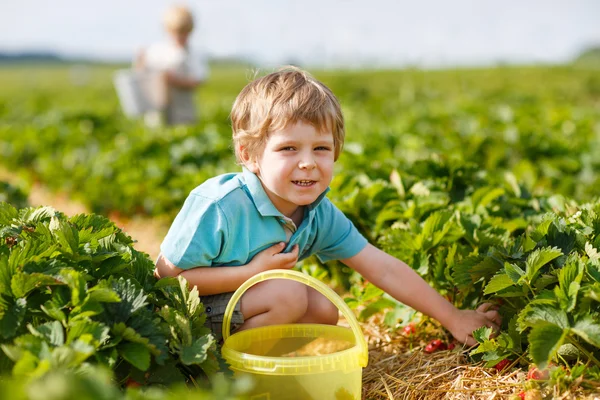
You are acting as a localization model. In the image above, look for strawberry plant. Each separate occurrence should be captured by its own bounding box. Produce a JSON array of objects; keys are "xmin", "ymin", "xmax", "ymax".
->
[{"xmin": 0, "ymin": 203, "xmax": 223, "ymax": 386}]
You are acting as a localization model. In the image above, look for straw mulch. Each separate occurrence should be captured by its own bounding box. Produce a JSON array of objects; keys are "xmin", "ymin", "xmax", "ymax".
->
[{"xmin": 359, "ymin": 317, "xmax": 600, "ymax": 400}]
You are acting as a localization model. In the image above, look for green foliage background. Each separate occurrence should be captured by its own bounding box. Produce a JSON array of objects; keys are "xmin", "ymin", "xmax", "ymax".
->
[{"xmin": 1, "ymin": 62, "xmax": 600, "ymax": 397}]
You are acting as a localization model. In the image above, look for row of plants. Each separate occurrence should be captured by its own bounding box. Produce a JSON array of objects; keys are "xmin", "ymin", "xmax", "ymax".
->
[
  {"xmin": 0, "ymin": 66, "xmax": 598, "ymax": 219},
  {"xmin": 0, "ymin": 202, "xmax": 245, "ymax": 397},
  {"xmin": 325, "ymin": 159, "xmax": 600, "ymax": 394}
]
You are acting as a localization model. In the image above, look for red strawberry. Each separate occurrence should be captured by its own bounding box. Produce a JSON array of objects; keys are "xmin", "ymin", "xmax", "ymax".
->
[
  {"xmin": 402, "ymin": 323, "xmax": 416, "ymax": 335},
  {"xmin": 126, "ymin": 378, "xmax": 141, "ymax": 388},
  {"xmin": 494, "ymin": 358, "xmax": 511, "ymax": 371},
  {"xmin": 527, "ymin": 366, "xmax": 550, "ymax": 380},
  {"xmin": 424, "ymin": 339, "xmax": 447, "ymax": 353}
]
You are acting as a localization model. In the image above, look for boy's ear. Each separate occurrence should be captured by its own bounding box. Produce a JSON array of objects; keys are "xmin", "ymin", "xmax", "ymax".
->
[{"xmin": 239, "ymin": 146, "xmax": 260, "ymax": 173}]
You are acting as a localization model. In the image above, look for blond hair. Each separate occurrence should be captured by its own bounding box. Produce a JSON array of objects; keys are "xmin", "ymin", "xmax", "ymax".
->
[
  {"xmin": 163, "ymin": 5, "xmax": 194, "ymax": 34},
  {"xmin": 231, "ymin": 66, "xmax": 345, "ymax": 164}
]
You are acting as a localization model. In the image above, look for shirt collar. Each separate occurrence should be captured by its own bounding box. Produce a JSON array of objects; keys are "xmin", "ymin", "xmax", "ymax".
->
[{"xmin": 242, "ymin": 167, "xmax": 330, "ymax": 218}]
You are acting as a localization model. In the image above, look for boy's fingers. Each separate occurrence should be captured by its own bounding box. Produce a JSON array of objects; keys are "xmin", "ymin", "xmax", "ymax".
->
[
  {"xmin": 485, "ymin": 310, "xmax": 502, "ymax": 325},
  {"xmin": 270, "ymin": 242, "xmax": 287, "ymax": 255},
  {"xmin": 476, "ymin": 302, "xmax": 495, "ymax": 313}
]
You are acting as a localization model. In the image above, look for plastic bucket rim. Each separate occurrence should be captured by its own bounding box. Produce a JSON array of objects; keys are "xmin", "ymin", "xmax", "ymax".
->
[
  {"xmin": 221, "ymin": 269, "xmax": 368, "ymax": 368},
  {"xmin": 222, "ymin": 345, "xmax": 365, "ymax": 375}
]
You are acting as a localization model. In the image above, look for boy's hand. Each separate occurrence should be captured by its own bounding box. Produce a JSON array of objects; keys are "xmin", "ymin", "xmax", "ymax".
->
[
  {"xmin": 251, "ymin": 242, "xmax": 299, "ymax": 272},
  {"xmin": 447, "ymin": 303, "xmax": 502, "ymax": 346}
]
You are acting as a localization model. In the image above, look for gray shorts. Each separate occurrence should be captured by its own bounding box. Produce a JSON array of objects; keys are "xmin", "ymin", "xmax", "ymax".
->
[{"xmin": 201, "ymin": 292, "xmax": 244, "ymax": 342}]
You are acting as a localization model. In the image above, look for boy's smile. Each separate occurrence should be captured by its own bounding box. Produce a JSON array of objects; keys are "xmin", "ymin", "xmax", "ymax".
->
[{"xmin": 245, "ymin": 121, "xmax": 335, "ymax": 220}]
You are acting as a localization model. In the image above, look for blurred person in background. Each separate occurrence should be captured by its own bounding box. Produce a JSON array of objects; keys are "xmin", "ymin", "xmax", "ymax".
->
[{"xmin": 135, "ymin": 4, "xmax": 209, "ymax": 127}]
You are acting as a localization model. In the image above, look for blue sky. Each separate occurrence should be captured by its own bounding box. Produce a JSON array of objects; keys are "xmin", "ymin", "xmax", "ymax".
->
[{"xmin": 1, "ymin": 0, "xmax": 599, "ymax": 68}]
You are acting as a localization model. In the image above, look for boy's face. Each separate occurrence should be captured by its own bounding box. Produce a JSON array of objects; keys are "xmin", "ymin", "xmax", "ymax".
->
[
  {"xmin": 245, "ymin": 121, "xmax": 335, "ymax": 218},
  {"xmin": 169, "ymin": 30, "xmax": 190, "ymax": 46}
]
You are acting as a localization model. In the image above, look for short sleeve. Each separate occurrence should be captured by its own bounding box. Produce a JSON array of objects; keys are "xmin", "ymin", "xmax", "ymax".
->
[
  {"xmin": 160, "ymin": 193, "xmax": 227, "ymax": 270},
  {"xmin": 313, "ymin": 199, "xmax": 368, "ymax": 263}
]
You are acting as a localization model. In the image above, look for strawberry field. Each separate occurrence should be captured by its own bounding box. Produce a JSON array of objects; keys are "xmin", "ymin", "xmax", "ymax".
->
[{"xmin": 1, "ymin": 63, "xmax": 600, "ymax": 399}]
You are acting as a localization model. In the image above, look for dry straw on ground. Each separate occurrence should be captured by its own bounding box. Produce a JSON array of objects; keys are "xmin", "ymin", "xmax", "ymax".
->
[{"xmin": 360, "ymin": 317, "xmax": 600, "ymax": 400}]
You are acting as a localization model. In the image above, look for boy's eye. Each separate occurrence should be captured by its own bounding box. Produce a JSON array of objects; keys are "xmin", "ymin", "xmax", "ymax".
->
[
  {"xmin": 315, "ymin": 146, "xmax": 332, "ymax": 151},
  {"xmin": 280, "ymin": 146, "xmax": 295, "ymax": 151}
]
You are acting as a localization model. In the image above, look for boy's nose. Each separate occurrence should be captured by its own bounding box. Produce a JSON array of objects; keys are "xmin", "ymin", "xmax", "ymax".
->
[{"xmin": 298, "ymin": 158, "xmax": 316, "ymax": 169}]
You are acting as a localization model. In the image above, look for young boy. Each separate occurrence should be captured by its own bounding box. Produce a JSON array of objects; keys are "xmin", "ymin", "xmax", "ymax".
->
[
  {"xmin": 135, "ymin": 5, "xmax": 208, "ymax": 126},
  {"xmin": 154, "ymin": 67, "xmax": 501, "ymax": 345}
]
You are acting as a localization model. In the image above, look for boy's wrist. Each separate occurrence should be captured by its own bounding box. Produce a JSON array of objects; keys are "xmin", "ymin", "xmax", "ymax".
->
[{"xmin": 431, "ymin": 298, "xmax": 462, "ymax": 331}]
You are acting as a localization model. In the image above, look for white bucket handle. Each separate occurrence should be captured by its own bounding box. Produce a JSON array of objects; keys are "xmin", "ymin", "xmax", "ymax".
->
[{"xmin": 221, "ymin": 269, "xmax": 369, "ymax": 367}]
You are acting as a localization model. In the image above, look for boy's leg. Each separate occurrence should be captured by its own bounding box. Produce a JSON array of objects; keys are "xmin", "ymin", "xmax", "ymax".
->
[
  {"xmin": 297, "ymin": 287, "xmax": 339, "ymax": 325},
  {"xmin": 239, "ymin": 280, "xmax": 339, "ymax": 331},
  {"xmin": 238, "ymin": 279, "xmax": 309, "ymax": 331},
  {"xmin": 239, "ymin": 281, "xmax": 339, "ymax": 357}
]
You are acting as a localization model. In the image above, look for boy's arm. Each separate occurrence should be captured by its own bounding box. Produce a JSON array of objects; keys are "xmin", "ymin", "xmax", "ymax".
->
[
  {"xmin": 341, "ymin": 244, "xmax": 501, "ymax": 346},
  {"xmin": 155, "ymin": 242, "xmax": 299, "ymax": 296}
]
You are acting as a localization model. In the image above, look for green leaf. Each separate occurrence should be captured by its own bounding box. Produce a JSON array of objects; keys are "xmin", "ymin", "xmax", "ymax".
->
[
  {"xmin": 472, "ymin": 326, "xmax": 493, "ymax": 343},
  {"xmin": 0, "ymin": 202, "xmax": 18, "ymax": 225},
  {"xmin": 528, "ymin": 323, "xmax": 565, "ymax": 369},
  {"xmin": 104, "ymin": 278, "xmax": 147, "ymax": 323},
  {"xmin": 11, "ymin": 351, "xmax": 40, "ymax": 377},
  {"xmin": 11, "ymin": 273, "xmax": 60, "ymax": 298},
  {"xmin": 525, "ymin": 246, "xmax": 563, "ymax": 282},
  {"xmin": 180, "ymin": 335, "xmax": 214, "ymax": 365},
  {"xmin": 40, "ymin": 300, "xmax": 66, "ymax": 323},
  {"xmin": 588, "ymin": 283, "xmax": 600, "ymax": 302},
  {"xmin": 361, "ymin": 283, "xmax": 385, "ymax": 302},
  {"xmin": 28, "ymin": 321, "xmax": 64, "ymax": 346},
  {"xmin": 66, "ymin": 320, "xmax": 110, "ymax": 348},
  {"xmin": 504, "ymin": 262, "xmax": 525, "ymax": 284},
  {"xmin": 70, "ymin": 298, "xmax": 104, "ymax": 321},
  {"xmin": 585, "ymin": 242, "xmax": 600, "ymax": 264},
  {"xmin": 144, "ymin": 359, "xmax": 186, "ymax": 385},
  {"xmin": 0, "ymin": 298, "xmax": 27, "ymax": 339},
  {"xmin": 118, "ymin": 342, "xmax": 150, "ymax": 371},
  {"xmin": 530, "ymin": 214, "xmax": 554, "ymax": 242},
  {"xmin": 555, "ymin": 259, "xmax": 583, "ymax": 312},
  {"xmin": 571, "ymin": 316, "xmax": 600, "ymax": 348},
  {"xmin": 419, "ymin": 211, "xmax": 454, "ymax": 250},
  {"xmin": 518, "ymin": 304, "xmax": 569, "ymax": 330},
  {"xmin": 484, "ymin": 273, "xmax": 515, "ymax": 295},
  {"xmin": 57, "ymin": 269, "xmax": 87, "ymax": 307},
  {"xmin": 507, "ymin": 315, "xmax": 522, "ymax": 350},
  {"xmin": 88, "ymin": 285, "xmax": 121, "ymax": 303},
  {"xmin": 25, "ymin": 206, "xmax": 57, "ymax": 224},
  {"xmin": 0, "ymin": 254, "xmax": 15, "ymax": 295},
  {"xmin": 383, "ymin": 306, "xmax": 415, "ymax": 328},
  {"xmin": 49, "ymin": 216, "xmax": 79, "ymax": 255},
  {"xmin": 471, "ymin": 186, "xmax": 505, "ymax": 210},
  {"xmin": 359, "ymin": 298, "xmax": 396, "ymax": 321}
]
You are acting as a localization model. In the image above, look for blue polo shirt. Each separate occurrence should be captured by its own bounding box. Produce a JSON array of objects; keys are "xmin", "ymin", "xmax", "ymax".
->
[{"xmin": 160, "ymin": 168, "xmax": 368, "ymax": 270}]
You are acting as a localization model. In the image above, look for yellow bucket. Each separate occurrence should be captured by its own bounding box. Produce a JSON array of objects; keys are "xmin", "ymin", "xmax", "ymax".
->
[{"xmin": 221, "ymin": 269, "xmax": 369, "ymax": 400}]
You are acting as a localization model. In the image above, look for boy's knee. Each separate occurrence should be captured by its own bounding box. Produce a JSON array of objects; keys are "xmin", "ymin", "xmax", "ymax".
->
[
  {"xmin": 313, "ymin": 295, "xmax": 339, "ymax": 325},
  {"xmin": 271, "ymin": 281, "xmax": 309, "ymax": 320}
]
